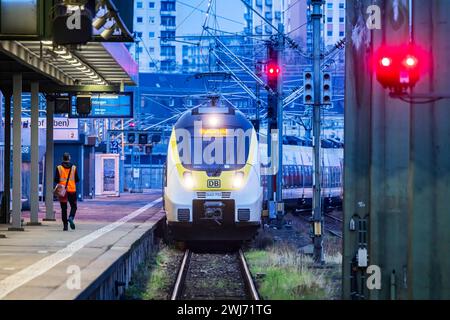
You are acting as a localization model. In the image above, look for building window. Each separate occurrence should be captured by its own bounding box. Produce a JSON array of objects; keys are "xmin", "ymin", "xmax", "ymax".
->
[
  {"xmin": 161, "ymin": 16, "xmax": 176, "ymax": 26},
  {"xmin": 149, "ymin": 62, "xmax": 156, "ymax": 68},
  {"xmin": 137, "ymin": 2, "xmax": 143, "ymax": 9},
  {"xmin": 327, "ymin": 17, "xmax": 332, "ymax": 22},
  {"xmin": 136, "ymin": 47, "xmax": 143, "ymax": 53},
  {"xmin": 339, "ymin": 31, "xmax": 344, "ymax": 37},
  {"xmin": 327, "ymin": 3, "xmax": 333, "ymax": 8},
  {"xmin": 160, "ymin": 60, "xmax": 175, "ymax": 71},
  {"xmin": 161, "ymin": 30, "xmax": 175, "ymax": 41},
  {"xmin": 274, "ymin": 11, "xmax": 281, "ymax": 20},
  {"xmin": 149, "ymin": 16, "xmax": 155, "ymax": 24},
  {"xmin": 137, "ymin": 17, "xmax": 143, "ymax": 23},
  {"xmin": 161, "ymin": 45, "xmax": 175, "ymax": 56},
  {"xmin": 327, "ymin": 31, "xmax": 333, "ymax": 36},
  {"xmin": 149, "ymin": 47, "xmax": 155, "ymax": 53},
  {"xmin": 161, "ymin": 1, "xmax": 176, "ymax": 11},
  {"xmin": 149, "ymin": 32, "xmax": 155, "ymax": 38},
  {"xmin": 149, "ymin": 2, "xmax": 155, "ymax": 8},
  {"xmin": 339, "ymin": 3, "xmax": 345, "ymax": 9},
  {"xmin": 136, "ymin": 32, "xmax": 143, "ymax": 38},
  {"xmin": 339, "ymin": 17, "xmax": 344, "ymax": 23}
]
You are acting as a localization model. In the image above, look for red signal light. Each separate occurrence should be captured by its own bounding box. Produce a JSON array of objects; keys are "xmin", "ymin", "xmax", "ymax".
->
[
  {"xmin": 373, "ymin": 44, "xmax": 427, "ymax": 91},
  {"xmin": 404, "ymin": 55, "xmax": 418, "ymax": 68},
  {"xmin": 267, "ymin": 64, "xmax": 280, "ymax": 77},
  {"xmin": 381, "ymin": 57, "xmax": 392, "ymax": 67}
]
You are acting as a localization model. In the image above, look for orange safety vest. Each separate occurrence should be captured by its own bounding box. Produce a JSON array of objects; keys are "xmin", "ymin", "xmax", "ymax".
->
[{"xmin": 57, "ymin": 165, "xmax": 76, "ymax": 193}]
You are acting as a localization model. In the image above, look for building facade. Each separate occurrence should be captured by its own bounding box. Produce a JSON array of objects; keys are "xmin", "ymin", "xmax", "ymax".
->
[
  {"xmin": 243, "ymin": 0, "xmax": 286, "ymax": 36},
  {"xmin": 323, "ymin": 0, "xmax": 346, "ymax": 47},
  {"xmin": 243, "ymin": 0, "xmax": 345, "ymax": 49},
  {"xmin": 131, "ymin": 0, "xmax": 181, "ymax": 72}
]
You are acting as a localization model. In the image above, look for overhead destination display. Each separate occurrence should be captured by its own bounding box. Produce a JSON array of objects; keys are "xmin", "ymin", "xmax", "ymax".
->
[{"xmin": 70, "ymin": 92, "xmax": 133, "ymax": 118}]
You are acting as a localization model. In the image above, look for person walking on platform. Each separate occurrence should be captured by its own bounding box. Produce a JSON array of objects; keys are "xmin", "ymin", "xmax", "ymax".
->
[{"xmin": 54, "ymin": 153, "xmax": 80, "ymax": 231}]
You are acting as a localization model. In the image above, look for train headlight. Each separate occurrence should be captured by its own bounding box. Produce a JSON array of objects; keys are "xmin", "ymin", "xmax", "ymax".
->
[
  {"xmin": 207, "ymin": 115, "xmax": 220, "ymax": 127},
  {"xmin": 183, "ymin": 172, "xmax": 195, "ymax": 189},
  {"xmin": 232, "ymin": 171, "xmax": 245, "ymax": 189}
]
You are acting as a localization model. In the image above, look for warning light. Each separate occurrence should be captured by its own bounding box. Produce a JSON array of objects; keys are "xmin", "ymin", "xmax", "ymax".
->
[
  {"xmin": 381, "ymin": 57, "xmax": 392, "ymax": 67},
  {"xmin": 373, "ymin": 44, "xmax": 427, "ymax": 92},
  {"xmin": 267, "ymin": 64, "xmax": 280, "ymax": 77},
  {"xmin": 404, "ymin": 55, "xmax": 418, "ymax": 68}
]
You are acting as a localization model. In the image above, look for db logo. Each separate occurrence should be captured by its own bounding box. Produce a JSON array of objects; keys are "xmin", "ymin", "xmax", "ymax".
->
[{"xmin": 207, "ymin": 179, "xmax": 221, "ymax": 188}]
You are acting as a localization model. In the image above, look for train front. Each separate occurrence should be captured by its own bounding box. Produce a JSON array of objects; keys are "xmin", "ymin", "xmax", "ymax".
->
[{"xmin": 164, "ymin": 106, "xmax": 262, "ymax": 241}]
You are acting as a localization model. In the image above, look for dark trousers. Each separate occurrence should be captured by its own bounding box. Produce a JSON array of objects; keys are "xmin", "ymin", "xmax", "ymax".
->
[{"xmin": 59, "ymin": 192, "xmax": 77, "ymax": 226}]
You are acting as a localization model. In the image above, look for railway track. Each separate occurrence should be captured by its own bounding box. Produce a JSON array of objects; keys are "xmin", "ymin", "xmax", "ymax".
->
[{"xmin": 171, "ymin": 249, "xmax": 260, "ymax": 300}]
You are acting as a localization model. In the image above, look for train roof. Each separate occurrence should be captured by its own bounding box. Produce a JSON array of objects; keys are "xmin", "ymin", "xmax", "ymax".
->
[{"xmin": 174, "ymin": 105, "xmax": 253, "ymax": 130}]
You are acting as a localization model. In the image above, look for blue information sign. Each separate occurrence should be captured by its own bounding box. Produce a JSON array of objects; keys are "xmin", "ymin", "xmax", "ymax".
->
[{"xmin": 71, "ymin": 93, "xmax": 133, "ymax": 118}]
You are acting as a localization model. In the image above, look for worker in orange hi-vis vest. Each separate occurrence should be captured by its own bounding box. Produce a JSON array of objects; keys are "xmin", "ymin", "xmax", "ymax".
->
[{"xmin": 54, "ymin": 152, "xmax": 80, "ymax": 231}]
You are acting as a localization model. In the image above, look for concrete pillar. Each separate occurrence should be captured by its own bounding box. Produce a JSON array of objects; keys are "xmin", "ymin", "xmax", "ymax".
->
[
  {"xmin": 1, "ymin": 91, "xmax": 11, "ymax": 224},
  {"xmin": 28, "ymin": 82, "xmax": 41, "ymax": 225},
  {"xmin": 44, "ymin": 97, "xmax": 55, "ymax": 221},
  {"xmin": 9, "ymin": 74, "xmax": 24, "ymax": 231}
]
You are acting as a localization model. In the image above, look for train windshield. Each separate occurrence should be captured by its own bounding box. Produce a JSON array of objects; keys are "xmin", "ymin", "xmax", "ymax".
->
[{"xmin": 174, "ymin": 112, "xmax": 253, "ymax": 171}]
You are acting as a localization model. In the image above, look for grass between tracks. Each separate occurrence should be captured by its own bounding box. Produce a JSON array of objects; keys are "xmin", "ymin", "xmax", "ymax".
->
[
  {"xmin": 125, "ymin": 245, "xmax": 180, "ymax": 300},
  {"xmin": 245, "ymin": 242, "xmax": 342, "ymax": 300}
]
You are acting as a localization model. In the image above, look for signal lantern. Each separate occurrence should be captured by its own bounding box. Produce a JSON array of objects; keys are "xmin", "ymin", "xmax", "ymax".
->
[
  {"xmin": 322, "ymin": 72, "xmax": 332, "ymax": 105},
  {"xmin": 303, "ymin": 70, "xmax": 314, "ymax": 105},
  {"xmin": 138, "ymin": 133, "xmax": 148, "ymax": 145},
  {"xmin": 267, "ymin": 64, "xmax": 280, "ymax": 77},
  {"xmin": 127, "ymin": 133, "xmax": 136, "ymax": 144},
  {"xmin": 374, "ymin": 44, "xmax": 426, "ymax": 92}
]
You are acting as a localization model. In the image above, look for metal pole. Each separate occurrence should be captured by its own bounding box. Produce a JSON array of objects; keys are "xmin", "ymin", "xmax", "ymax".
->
[
  {"xmin": 120, "ymin": 119, "xmax": 125, "ymax": 193},
  {"xmin": 44, "ymin": 96, "xmax": 55, "ymax": 221},
  {"xmin": 10, "ymin": 74, "xmax": 24, "ymax": 231},
  {"xmin": 29, "ymin": 82, "xmax": 41, "ymax": 225},
  {"xmin": 1, "ymin": 91, "xmax": 11, "ymax": 224},
  {"xmin": 276, "ymin": 24, "xmax": 285, "ymax": 225},
  {"xmin": 311, "ymin": 0, "xmax": 324, "ymax": 264}
]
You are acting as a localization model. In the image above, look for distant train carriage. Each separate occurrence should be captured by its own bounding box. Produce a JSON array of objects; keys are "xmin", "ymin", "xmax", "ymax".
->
[{"xmin": 260, "ymin": 144, "xmax": 343, "ymax": 213}]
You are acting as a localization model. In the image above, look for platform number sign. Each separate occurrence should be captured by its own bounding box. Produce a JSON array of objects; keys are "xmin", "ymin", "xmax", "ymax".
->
[
  {"xmin": 110, "ymin": 140, "xmax": 120, "ymax": 154},
  {"xmin": 207, "ymin": 179, "xmax": 221, "ymax": 188}
]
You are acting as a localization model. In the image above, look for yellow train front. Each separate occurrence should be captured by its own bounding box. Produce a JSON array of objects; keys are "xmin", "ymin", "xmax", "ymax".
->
[{"xmin": 164, "ymin": 105, "xmax": 262, "ymax": 241}]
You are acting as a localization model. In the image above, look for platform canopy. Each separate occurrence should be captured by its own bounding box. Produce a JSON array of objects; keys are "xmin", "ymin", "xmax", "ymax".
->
[{"xmin": 0, "ymin": 40, "xmax": 138, "ymax": 90}]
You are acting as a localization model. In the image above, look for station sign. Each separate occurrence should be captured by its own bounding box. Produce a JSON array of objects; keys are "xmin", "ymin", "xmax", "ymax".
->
[
  {"xmin": 70, "ymin": 93, "xmax": 133, "ymax": 118},
  {"xmin": 19, "ymin": 117, "xmax": 79, "ymax": 141}
]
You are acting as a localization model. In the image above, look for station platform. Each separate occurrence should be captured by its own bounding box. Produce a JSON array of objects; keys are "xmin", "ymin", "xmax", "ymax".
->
[{"xmin": 0, "ymin": 191, "xmax": 164, "ymax": 300}]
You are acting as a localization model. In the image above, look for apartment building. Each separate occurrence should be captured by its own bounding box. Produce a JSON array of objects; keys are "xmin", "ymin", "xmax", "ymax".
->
[{"xmin": 131, "ymin": 0, "xmax": 181, "ymax": 72}]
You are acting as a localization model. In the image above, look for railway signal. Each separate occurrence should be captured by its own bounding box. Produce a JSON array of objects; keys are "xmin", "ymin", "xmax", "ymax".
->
[
  {"xmin": 127, "ymin": 133, "xmax": 136, "ymax": 144},
  {"xmin": 138, "ymin": 133, "xmax": 148, "ymax": 145},
  {"xmin": 322, "ymin": 72, "xmax": 332, "ymax": 105},
  {"xmin": 374, "ymin": 44, "xmax": 425, "ymax": 92},
  {"xmin": 266, "ymin": 63, "xmax": 281, "ymax": 78},
  {"xmin": 303, "ymin": 70, "xmax": 314, "ymax": 105}
]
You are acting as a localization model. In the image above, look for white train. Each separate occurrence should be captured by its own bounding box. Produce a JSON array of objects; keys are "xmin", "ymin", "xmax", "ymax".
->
[
  {"xmin": 164, "ymin": 105, "xmax": 263, "ymax": 241},
  {"xmin": 163, "ymin": 105, "xmax": 343, "ymax": 241}
]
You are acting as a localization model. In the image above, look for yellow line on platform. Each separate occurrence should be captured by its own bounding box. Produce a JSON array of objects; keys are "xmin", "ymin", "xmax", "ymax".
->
[{"xmin": 0, "ymin": 197, "xmax": 162, "ymax": 300}]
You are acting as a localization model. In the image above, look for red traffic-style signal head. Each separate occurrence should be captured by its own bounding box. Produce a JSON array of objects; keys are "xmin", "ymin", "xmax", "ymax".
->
[
  {"xmin": 266, "ymin": 63, "xmax": 281, "ymax": 77},
  {"xmin": 373, "ymin": 44, "xmax": 428, "ymax": 91}
]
